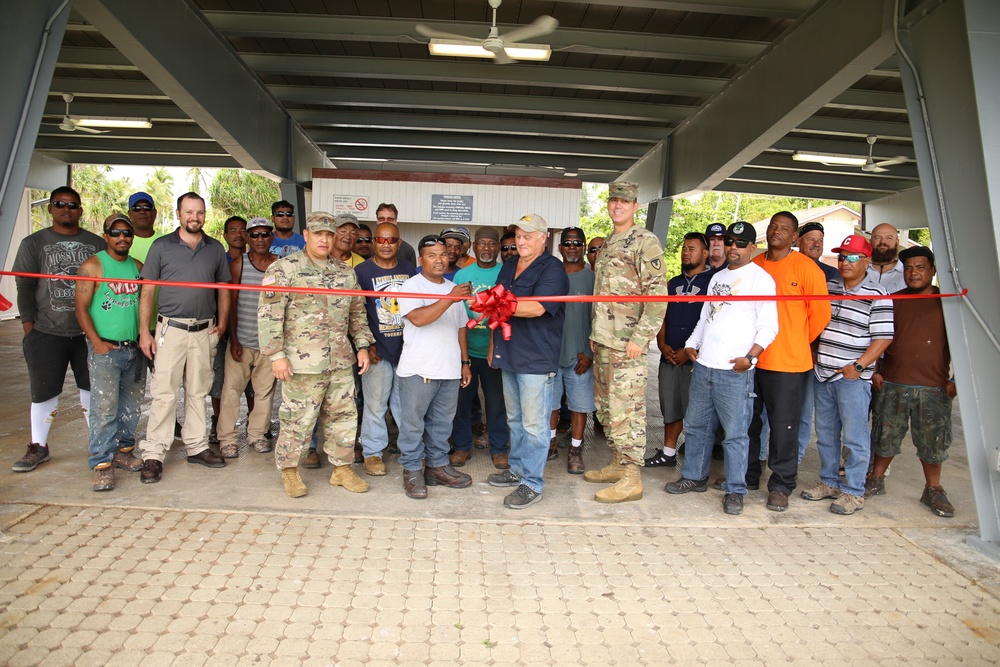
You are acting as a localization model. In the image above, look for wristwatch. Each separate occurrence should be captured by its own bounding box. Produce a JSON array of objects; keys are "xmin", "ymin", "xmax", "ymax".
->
[
  {"xmin": 853, "ymin": 361, "xmax": 865, "ymax": 372},
  {"xmin": 461, "ymin": 359, "xmax": 472, "ymax": 366},
  {"xmin": 745, "ymin": 355, "xmax": 758, "ymax": 367}
]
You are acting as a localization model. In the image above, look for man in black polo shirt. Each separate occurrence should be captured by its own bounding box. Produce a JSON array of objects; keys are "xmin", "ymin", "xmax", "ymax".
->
[
  {"xmin": 138, "ymin": 192, "xmax": 231, "ymax": 483},
  {"xmin": 487, "ymin": 214, "xmax": 568, "ymax": 509}
]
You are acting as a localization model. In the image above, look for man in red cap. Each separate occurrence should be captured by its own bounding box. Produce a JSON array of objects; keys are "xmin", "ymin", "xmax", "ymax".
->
[{"xmin": 801, "ymin": 235, "xmax": 894, "ymax": 515}]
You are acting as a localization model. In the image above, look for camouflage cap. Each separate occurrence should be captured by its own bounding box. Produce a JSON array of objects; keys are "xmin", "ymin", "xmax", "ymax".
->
[
  {"xmin": 247, "ymin": 217, "xmax": 272, "ymax": 230},
  {"xmin": 608, "ymin": 181, "xmax": 638, "ymax": 202},
  {"xmin": 305, "ymin": 211, "xmax": 337, "ymax": 233},
  {"xmin": 513, "ymin": 213, "xmax": 548, "ymax": 234}
]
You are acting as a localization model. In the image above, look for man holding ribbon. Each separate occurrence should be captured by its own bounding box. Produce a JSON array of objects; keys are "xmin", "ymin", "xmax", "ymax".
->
[{"xmin": 488, "ymin": 214, "xmax": 568, "ymax": 510}]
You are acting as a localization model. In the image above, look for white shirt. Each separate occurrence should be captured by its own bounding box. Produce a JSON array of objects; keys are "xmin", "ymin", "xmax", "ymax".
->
[
  {"xmin": 397, "ymin": 273, "xmax": 468, "ymax": 380},
  {"xmin": 686, "ymin": 262, "xmax": 779, "ymax": 370}
]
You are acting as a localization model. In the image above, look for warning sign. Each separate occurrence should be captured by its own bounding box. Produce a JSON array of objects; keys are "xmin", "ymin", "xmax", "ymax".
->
[{"xmin": 333, "ymin": 195, "xmax": 370, "ymax": 215}]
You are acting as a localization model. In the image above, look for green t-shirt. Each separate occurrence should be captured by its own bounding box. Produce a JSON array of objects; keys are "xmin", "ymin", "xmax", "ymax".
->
[
  {"xmin": 89, "ymin": 251, "xmax": 141, "ymax": 341},
  {"xmin": 454, "ymin": 261, "xmax": 502, "ymax": 359}
]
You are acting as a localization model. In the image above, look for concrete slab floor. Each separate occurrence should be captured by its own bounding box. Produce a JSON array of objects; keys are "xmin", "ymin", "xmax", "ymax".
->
[{"xmin": 0, "ymin": 319, "xmax": 998, "ymax": 665}]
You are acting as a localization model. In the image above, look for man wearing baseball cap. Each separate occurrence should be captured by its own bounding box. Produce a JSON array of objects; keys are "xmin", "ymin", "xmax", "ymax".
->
[
  {"xmin": 704, "ymin": 223, "xmax": 728, "ymax": 270},
  {"xmin": 332, "ymin": 213, "xmax": 365, "ymax": 267},
  {"xmin": 802, "ymin": 234, "xmax": 893, "ymax": 516},
  {"xmin": 127, "ymin": 191, "xmax": 162, "ymax": 263},
  {"xmin": 440, "ymin": 227, "xmax": 473, "ymax": 276}
]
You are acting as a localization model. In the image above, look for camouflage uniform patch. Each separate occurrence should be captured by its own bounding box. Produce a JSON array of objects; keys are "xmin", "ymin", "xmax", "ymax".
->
[
  {"xmin": 275, "ymin": 370, "xmax": 357, "ymax": 469},
  {"xmin": 593, "ymin": 343, "xmax": 649, "ymax": 465},
  {"xmin": 872, "ymin": 381, "xmax": 953, "ymax": 464}
]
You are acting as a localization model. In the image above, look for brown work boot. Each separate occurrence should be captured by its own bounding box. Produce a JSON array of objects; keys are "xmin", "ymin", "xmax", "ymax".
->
[
  {"xmin": 403, "ymin": 469, "xmax": 427, "ymax": 499},
  {"xmin": 492, "ymin": 452, "xmax": 510, "ymax": 470},
  {"xmin": 921, "ymin": 485, "xmax": 955, "ymax": 517},
  {"xmin": 449, "ymin": 449, "xmax": 471, "ymax": 467},
  {"xmin": 547, "ymin": 437, "xmax": 558, "ymax": 461},
  {"xmin": 567, "ymin": 446, "xmax": 584, "ymax": 475},
  {"xmin": 830, "ymin": 492, "xmax": 864, "ymax": 515},
  {"xmin": 281, "ymin": 468, "xmax": 307, "ymax": 498},
  {"xmin": 864, "ymin": 474, "xmax": 886, "ymax": 497},
  {"xmin": 363, "ymin": 455, "xmax": 386, "ymax": 476},
  {"xmin": 302, "ymin": 449, "xmax": 321, "ymax": 469},
  {"xmin": 595, "ymin": 464, "xmax": 642, "ymax": 503},
  {"xmin": 112, "ymin": 446, "xmax": 143, "ymax": 472},
  {"xmin": 425, "ymin": 465, "xmax": 473, "ymax": 488},
  {"xmin": 93, "ymin": 464, "xmax": 114, "ymax": 492},
  {"xmin": 766, "ymin": 490, "xmax": 789, "ymax": 512},
  {"xmin": 329, "ymin": 464, "xmax": 369, "ymax": 493},
  {"xmin": 583, "ymin": 456, "xmax": 623, "ymax": 484},
  {"xmin": 800, "ymin": 482, "xmax": 840, "ymax": 501}
]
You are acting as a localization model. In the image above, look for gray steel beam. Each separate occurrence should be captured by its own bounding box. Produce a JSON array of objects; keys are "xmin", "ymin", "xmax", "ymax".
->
[
  {"xmin": 715, "ymin": 179, "xmax": 881, "ymax": 202},
  {"xmin": 662, "ymin": 0, "xmax": 897, "ymax": 197},
  {"xmin": 1, "ymin": 0, "xmax": 71, "ymax": 268},
  {"xmin": 732, "ymin": 165, "xmax": 915, "ymax": 192},
  {"xmin": 37, "ymin": 124, "xmax": 210, "ymax": 141},
  {"xmin": 71, "ymin": 0, "xmax": 327, "ymax": 183},
  {"xmin": 34, "ymin": 135, "xmax": 229, "ymax": 156},
  {"xmin": 797, "ymin": 115, "xmax": 912, "ymax": 140},
  {"xmin": 34, "ymin": 150, "xmax": 238, "ymax": 168},
  {"xmin": 747, "ymin": 152, "xmax": 920, "ymax": 180},
  {"xmin": 897, "ymin": 0, "xmax": 1000, "ymax": 556},
  {"xmin": 543, "ymin": 0, "xmax": 815, "ymax": 17},
  {"xmin": 327, "ymin": 146, "xmax": 631, "ymax": 172},
  {"xmin": 50, "ymin": 77, "xmax": 165, "ymax": 99},
  {"xmin": 330, "ymin": 158, "xmax": 621, "ymax": 181},
  {"xmin": 770, "ymin": 136, "xmax": 916, "ymax": 160},
  {"xmin": 43, "ymin": 100, "xmax": 190, "ymax": 121}
]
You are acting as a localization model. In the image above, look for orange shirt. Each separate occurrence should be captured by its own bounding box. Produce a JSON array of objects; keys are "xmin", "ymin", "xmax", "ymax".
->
[{"xmin": 752, "ymin": 250, "xmax": 831, "ymax": 372}]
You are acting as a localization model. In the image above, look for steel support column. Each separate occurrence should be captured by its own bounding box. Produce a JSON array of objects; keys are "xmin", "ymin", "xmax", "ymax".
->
[{"xmin": 897, "ymin": 0, "xmax": 1000, "ymax": 556}]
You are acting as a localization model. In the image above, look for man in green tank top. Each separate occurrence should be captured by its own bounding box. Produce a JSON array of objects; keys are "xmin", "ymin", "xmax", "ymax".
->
[{"xmin": 74, "ymin": 214, "xmax": 146, "ymax": 492}]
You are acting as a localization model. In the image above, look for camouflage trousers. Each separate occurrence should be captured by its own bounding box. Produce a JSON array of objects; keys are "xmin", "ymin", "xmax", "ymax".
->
[
  {"xmin": 593, "ymin": 343, "xmax": 648, "ymax": 465},
  {"xmin": 872, "ymin": 381, "xmax": 953, "ymax": 464},
  {"xmin": 275, "ymin": 370, "xmax": 357, "ymax": 470}
]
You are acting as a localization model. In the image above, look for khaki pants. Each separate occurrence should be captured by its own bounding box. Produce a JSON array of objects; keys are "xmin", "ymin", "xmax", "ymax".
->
[
  {"xmin": 217, "ymin": 343, "xmax": 276, "ymax": 446},
  {"xmin": 275, "ymin": 370, "xmax": 357, "ymax": 470},
  {"xmin": 139, "ymin": 319, "xmax": 217, "ymax": 462}
]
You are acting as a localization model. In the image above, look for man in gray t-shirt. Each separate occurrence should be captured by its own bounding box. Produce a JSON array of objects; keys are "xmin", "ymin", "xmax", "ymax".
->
[
  {"xmin": 549, "ymin": 227, "xmax": 596, "ymax": 475},
  {"xmin": 12, "ymin": 186, "xmax": 104, "ymax": 473}
]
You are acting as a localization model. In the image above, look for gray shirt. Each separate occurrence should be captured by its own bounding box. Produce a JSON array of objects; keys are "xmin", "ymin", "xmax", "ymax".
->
[
  {"xmin": 13, "ymin": 227, "xmax": 105, "ymax": 336},
  {"xmin": 867, "ymin": 259, "xmax": 906, "ymax": 295},
  {"xmin": 559, "ymin": 266, "xmax": 596, "ymax": 367},
  {"xmin": 141, "ymin": 230, "xmax": 229, "ymax": 320}
]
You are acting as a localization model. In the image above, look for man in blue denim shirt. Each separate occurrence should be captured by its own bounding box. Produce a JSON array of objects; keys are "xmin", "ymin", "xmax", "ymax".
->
[{"xmin": 488, "ymin": 214, "xmax": 568, "ymax": 509}]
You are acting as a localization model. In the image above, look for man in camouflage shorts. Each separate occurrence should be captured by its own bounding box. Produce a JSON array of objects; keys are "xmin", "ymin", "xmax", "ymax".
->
[
  {"xmin": 869, "ymin": 246, "xmax": 957, "ymax": 517},
  {"xmin": 258, "ymin": 212, "xmax": 374, "ymax": 498},
  {"xmin": 586, "ymin": 182, "xmax": 668, "ymax": 503}
]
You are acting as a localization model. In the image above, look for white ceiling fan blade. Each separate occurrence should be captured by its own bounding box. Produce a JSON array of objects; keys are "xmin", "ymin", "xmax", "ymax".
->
[
  {"xmin": 500, "ymin": 15, "xmax": 558, "ymax": 45},
  {"xmin": 874, "ymin": 156, "xmax": 909, "ymax": 168},
  {"xmin": 493, "ymin": 50, "xmax": 514, "ymax": 64},
  {"xmin": 416, "ymin": 24, "xmax": 479, "ymax": 41},
  {"xmin": 76, "ymin": 126, "xmax": 108, "ymax": 134},
  {"xmin": 60, "ymin": 118, "xmax": 77, "ymax": 132}
]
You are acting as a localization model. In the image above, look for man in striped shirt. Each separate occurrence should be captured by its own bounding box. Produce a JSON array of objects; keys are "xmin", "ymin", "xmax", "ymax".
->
[{"xmin": 801, "ymin": 235, "xmax": 894, "ymax": 515}]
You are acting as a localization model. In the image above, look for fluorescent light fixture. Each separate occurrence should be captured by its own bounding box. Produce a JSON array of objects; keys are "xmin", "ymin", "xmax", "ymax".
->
[
  {"xmin": 792, "ymin": 151, "xmax": 867, "ymax": 167},
  {"xmin": 427, "ymin": 39, "xmax": 551, "ymax": 61},
  {"xmin": 73, "ymin": 116, "xmax": 153, "ymax": 129}
]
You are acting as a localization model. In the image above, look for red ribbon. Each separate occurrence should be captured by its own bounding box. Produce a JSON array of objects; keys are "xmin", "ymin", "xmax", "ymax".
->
[{"xmin": 467, "ymin": 284, "xmax": 518, "ymax": 341}]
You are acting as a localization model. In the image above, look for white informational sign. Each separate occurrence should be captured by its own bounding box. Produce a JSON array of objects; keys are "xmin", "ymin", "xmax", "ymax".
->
[{"xmin": 333, "ymin": 195, "xmax": 370, "ymax": 216}]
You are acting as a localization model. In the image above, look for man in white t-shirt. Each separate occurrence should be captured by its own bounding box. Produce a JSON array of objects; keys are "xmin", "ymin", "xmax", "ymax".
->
[
  {"xmin": 396, "ymin": 235, "xmax": 473, "ymax": 499},
  {"xmin": 665, "ymin": 221, "xmax": 779, "ymax": 516}
]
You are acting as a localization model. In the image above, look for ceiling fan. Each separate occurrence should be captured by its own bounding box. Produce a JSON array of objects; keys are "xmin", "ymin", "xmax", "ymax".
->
[
  {"xmin": 862, "ymin": 135, "xmax": 909, "ymax": 173},
  {"xmin": 416, "ymin": 0, "xmax": 558, "ymax": 64},
  {"xmin": 44, "ymin": 94, "xmax": 109, "ymax": 134}
]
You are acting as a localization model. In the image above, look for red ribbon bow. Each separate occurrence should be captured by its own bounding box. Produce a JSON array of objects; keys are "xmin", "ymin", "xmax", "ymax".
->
[{"xmin": 467, "ymin": 285, "xmax": 517, "ymax": 341}]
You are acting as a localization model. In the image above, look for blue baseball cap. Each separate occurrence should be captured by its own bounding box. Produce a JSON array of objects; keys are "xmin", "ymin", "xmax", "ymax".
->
[{"xmin": 128, "ymin": 192, "xmax": 155, "ymax": 209}]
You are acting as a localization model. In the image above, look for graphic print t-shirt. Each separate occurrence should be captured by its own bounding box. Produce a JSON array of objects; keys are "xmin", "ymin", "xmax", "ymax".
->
[{"xmin": 354, "ymin": 258, "xmax": 416, "ymax": 366}]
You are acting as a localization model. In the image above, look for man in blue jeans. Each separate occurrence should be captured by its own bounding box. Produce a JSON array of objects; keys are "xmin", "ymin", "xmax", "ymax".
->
[
  {"xmin": 665, "ymin": 222, "xmax": 778, "ymax": 515},
  {"xmin": 801, "ymin": 234, "xmax": 893, "ymax": 515},
  {"xmin": 488, "ymin": 214, "xmax": 568, "ymax": 509},
  {"xmin": 74, "ymin": 213, "xmax": 145, "ymax": 491}
]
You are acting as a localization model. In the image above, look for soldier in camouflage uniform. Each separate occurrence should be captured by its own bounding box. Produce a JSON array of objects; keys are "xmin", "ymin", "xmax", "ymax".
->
[
  {"xmin": 586, "ymin": 182, "xmax": 668, "ymax": 503},
  {"xmin": 258, "ymin": 211, "xmax": 375, "ymax": 498}
]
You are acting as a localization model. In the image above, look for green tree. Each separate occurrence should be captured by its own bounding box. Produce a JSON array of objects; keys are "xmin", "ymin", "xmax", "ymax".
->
[
  {"xmin": 71, "ymin": 165, "xmax": 133, "ymax": 234},
  {"xmin": 205, "ymin": 169, "xmax": 280, "ymax": 238},
  {"xmin": 186, "ymin": 167, "xmax": 209, "ymax": 194},
  {"xmin": 143, "ymin": 167, "xmax": 176, "ymax": 232}
]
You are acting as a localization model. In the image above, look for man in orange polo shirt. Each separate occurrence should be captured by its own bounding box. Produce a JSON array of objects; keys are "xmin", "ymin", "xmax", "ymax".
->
[{"xmin": 746, "ymin": 211, "xmax": 831, "ymax": 512}]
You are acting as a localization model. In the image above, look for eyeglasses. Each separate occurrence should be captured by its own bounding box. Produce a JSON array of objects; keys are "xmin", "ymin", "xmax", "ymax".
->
[
  {"xmin": 476, "ymin": 240, "xmax": 498, "ymax": 247},
  {"xmin": 560, "ymin": 240, "xmax": 585, "ymax": 248},
  {"xmin": 272, "ymin": 211, "xmax": 294, "ymax": 217},
  {"xmin": 376, "ymin": 216, "xmax": 396, "ymax": 223},
  {"xmin": 724, "ymin": 238, "xmax": 752, "ymax": 248},
  {"xmin": 355, "ymin": 236, "xmax": 372, "ymax": 243},
  {"xmin": 837, "ymin": 253, "xmax": 865, "ymax": 263},
  {"xmin": 129, "ymin": 204, "xmax": 154, "ymax": 212},
  {"xmin": 501, "ymin": 245, "xmax": 517, "ymax": 252},
  {"xmin": 106, "ymin": 228, "xmax": 134, "ymax": 238},
  {"xmin": 51, "ymin": 201, "xmax": 81, "ymax": 210},
  {"xmin": 374, "ymin": 236, "xmax": 400, "ymax": 245},
  {"xmin": 587, "ymin": 247, "xmax": 601, "ymax": 254},
  {"xmin": 248, "ymin": 230, "xmax": 272, "ymax": 239}
]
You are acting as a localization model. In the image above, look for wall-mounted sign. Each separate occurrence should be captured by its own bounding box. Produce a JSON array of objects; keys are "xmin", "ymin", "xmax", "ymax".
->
[
  {"xmin": 431, "ymin": 194, "xmax": 474, "ymax": 222},
  {"xmin": 333, "ymin": 195, "xmax": 370, "ymax": 216}
]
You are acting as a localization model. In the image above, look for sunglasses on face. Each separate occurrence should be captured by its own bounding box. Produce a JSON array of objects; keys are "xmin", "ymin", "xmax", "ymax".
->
[
  {"xmin": 837, "ymin": 253, "xmax": 865, "ymax": 263},
  {"xmin": 501, "ymin": 245, "xmax": 517, "ymax": 252},
  {"xmin": 248, "ymin": 230, "xmax": 272, "ymax": 239},
  {"xmin": 272, "ymin": 211, "xmax": 294, "ymax": 218},
  {"xmin": 374, "ymin": 236, "xmax": 400, "ymax": 245},
  {"xmin": 106, "ymin": 228, "xmax": 134, "ymax": 238},
  {"xmin": 724, "ymin": 238, "xmax": 752, "ymax": 248},
  {"xmin": 51, "ymin": 201, "xmax": 81, "ymax": 210},
  {"xmin": 355, "ymin": 236, "xmax": 372, "ymax": 243},
  {"xmin": 129, "ymin": 204, "xmax": 154, "ymax": 212},
  {"xmin": 587, "ymin": 247, "xmax": 601, "ymax": 254},
  {"xmin": 560, "ymin": 240, "xmax": 585, "ymax": 248}
]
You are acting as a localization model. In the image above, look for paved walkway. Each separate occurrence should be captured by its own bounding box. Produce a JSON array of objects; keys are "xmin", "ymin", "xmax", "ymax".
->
[{"xmin": 0, "ymin": 320, "xmax": 998, "ymax": 665}]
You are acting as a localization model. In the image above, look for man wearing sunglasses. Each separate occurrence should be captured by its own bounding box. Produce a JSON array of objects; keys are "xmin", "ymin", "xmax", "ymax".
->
[
  {"xmin": 500, "ymin": 230, "xmax": 519, "ymax": 263},
  {"xmin": 12, "ymin": 187, "xmax": 105, "ymax": 473},
  {"xmin": 126, "ymin": 192, "xmax": 162, "ymax": 263},
  {"xmin": 269, "ymin": 200, "xmax": 304, "ymax": 259},
  {"xmin": 73, "ymin": 214, "xmax": 144, "ymax": 491},
  {"xmin": 216, "ymin": 218, "xmax": 279, "ymax": 459},
  {"xmin": 665, "ymin": 222, "xmax": 778, "ymax": 516},
  {"xmin": 353, "ymin": 224, "xmax": 375, "ymax": 260},
  {"xmin": 803, "ymin": 235, "xmax": 893, "ymax": 516},
  {"xmin": 586, "ymin": 236, "xmax": 603, "ymax": 271}
]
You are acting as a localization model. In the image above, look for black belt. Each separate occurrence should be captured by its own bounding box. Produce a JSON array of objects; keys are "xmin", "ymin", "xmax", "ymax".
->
[
  {"xmin": 101, "ymin": 338, "xmax": 138, "ymax": 348},
  {"xmin": 158, "ymin": 315, "xmax": 213, "ymax": 332}
]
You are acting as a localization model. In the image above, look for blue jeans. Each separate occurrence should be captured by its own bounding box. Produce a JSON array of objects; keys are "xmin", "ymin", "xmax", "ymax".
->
[
  {"xmin": 680, "ymin": 363, "xmax": 755, "ymax": 495},
  {"xmin": 360, "ymin": 359, "xmax": 402, "ymax": 456},
  {"xmin": 814, "ymin": 376, "xmax": 872, "ymax": 496},
  {"xmin": 453, "ymin": 357, "xmax": 508, "ymax": 455},
  {"xmin": 797, "ymin": 376, "xmax": 816, "ymax": 463},
  {"xmin": 502, "ymin": 370, "xmax": 555, "ymax": 493},
  {"xmin": 396, "ymin": 374, "xmax": 459, "ymax": 471},
  {"xmin": 87, "ymin": 343, "xmax": 144, "ymax": 469}
]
